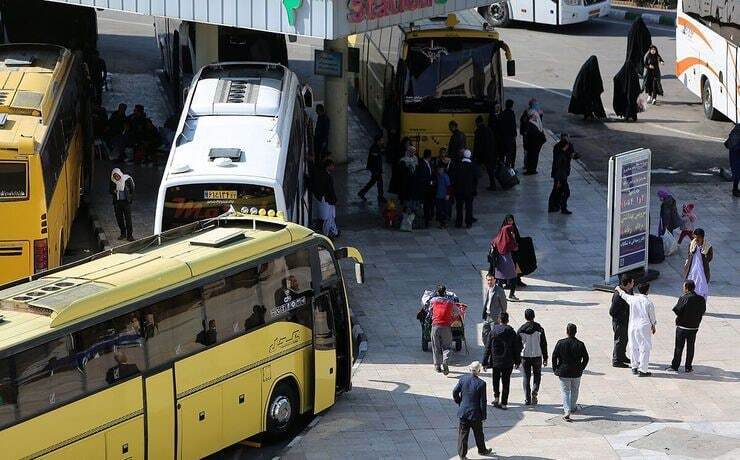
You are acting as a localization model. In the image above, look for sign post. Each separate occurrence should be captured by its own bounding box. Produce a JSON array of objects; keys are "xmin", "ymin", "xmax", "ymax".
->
[{"xmin": 599, "ymin": 148, "xmax": 658, "ymax": 289}]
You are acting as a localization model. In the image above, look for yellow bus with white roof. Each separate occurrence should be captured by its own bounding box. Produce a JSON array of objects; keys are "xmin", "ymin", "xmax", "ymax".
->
[
  {"xmin": 353, "ymin": 11, "xmax": 514, "ymax": 155},
  {"xmin": 0, "ymin": 44, "xmax": 92, "ymax": 285},
  {"xmin": 0, "ymin": 211, "xmax": 363, "ymax": 459},
  {"xmin": 154, "ymin": 62, "xmax": 313, "ymax": 233}
]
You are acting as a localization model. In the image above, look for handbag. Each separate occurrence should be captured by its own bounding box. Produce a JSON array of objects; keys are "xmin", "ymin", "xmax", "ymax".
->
[{"xmin": 662, "ymin": 230, "xmax": 678, "ymax": 256}]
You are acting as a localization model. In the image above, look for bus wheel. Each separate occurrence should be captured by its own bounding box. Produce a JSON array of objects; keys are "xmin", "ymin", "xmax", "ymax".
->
[
  {"xmin": 702, "ymin": 79, "xmax": 721, "ymax": 121},
  {"xmin": 479, "ymin": 3, "xmax": 510, "ymax": 27},
  {"xmin": 266, "ymin": 382, "xmax": 298, "ymax": 439}
]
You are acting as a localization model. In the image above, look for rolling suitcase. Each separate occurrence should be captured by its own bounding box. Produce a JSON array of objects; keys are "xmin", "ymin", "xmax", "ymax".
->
[{"xmin": 496, "ymin": 163, "xmax": 519, "ymax": 190}]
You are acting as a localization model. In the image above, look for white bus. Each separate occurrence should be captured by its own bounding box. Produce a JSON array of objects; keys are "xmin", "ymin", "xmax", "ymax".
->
[
  {"xmin": 479, "ymin": 0, "xmax": 610, "ymax": 27},
  {"xmin": 154, "ymin": 62, "xmax": 313, "ymax": 233},
  {"xmin": 676, "ymin": 0, "xmax": 739, "ymax": 122}
]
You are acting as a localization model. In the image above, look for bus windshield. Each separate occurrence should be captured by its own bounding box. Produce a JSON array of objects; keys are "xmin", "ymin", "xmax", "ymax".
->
[
  {"xmin": 162, "ymin": 183, "xmax": 277, "ymax": 231},
  {"xmin": 403, "ymin": 38, "xmax": 499, "ymax": 113},
  {"xmin": 0, "ymin": 162, "xmax": 28, "ymax": 200}
]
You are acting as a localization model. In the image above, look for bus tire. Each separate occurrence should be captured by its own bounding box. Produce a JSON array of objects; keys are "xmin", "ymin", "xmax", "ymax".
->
[
  {"xmin": 701, "ymin": 78, "xmax": 721, "ymax": 121},
  {"xmin": 479, "ymin": 3, "xmax": 511, "ymax": 28},
  {"xmin": 265, "ymin": 381, "xmax": 298, "ymax": 439}
]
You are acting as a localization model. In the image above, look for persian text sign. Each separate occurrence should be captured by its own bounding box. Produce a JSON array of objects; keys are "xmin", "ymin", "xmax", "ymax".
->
[
  {"xmin": 605, "ymin": 149, "xmax": 652, "ymax": 280},
  {"xmin": 347, "ymin": 0, "xmax": 446, "ymax": 23}
]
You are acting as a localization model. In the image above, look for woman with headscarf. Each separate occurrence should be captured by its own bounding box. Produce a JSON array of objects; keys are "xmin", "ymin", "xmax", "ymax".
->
[
  {"xmin": 568, "ymin": 56, "xmax": 607, "ymax": 120},
  {"xmin": 520, "ymin": 108, "xmax": 546, "ymax": 175},
  {"xmin": 613, "ymin": 60, "xmax": 641, "ymax": 122},
  {"xmin": 490, "ymin": 223, "xmax": 520, "ymax": 301},
  {"xmin": 398, "ymin": 144, "xmax": 418, "ymax": 206},
  {"xmin": 643, "ymin": 45, "xmax": 664, "ymax": 104},
  {"xmin": 657, "ymin": 188, "xmax": 682, "ymax": 235},
  {"xmin": 501, "ymin": 214, "xmax": 532, "ymax": 289},
  {"xmin": 389, "ymin": 137, "xmax": 411, "ymax": 196},
  {"xmin": 109, "ymin": 167, "xmax": 135, "ymax": 241}
]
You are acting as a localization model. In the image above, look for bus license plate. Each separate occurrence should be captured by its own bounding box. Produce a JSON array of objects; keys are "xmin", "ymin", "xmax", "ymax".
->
[{"xmin": 204, "ymin": 190, "xmax": 237, "ymax": 200}]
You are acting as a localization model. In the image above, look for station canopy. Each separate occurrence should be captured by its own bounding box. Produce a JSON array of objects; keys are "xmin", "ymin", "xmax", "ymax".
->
[{"xmin": 45, "ymin": 0, "xmax": 497, "ymax": 39}]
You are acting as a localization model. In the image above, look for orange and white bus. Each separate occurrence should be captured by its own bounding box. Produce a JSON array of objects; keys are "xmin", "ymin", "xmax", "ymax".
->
[
  {"xmin": 676, "ymin": 0, "xmax": 739, "ymax": 121},
  {"xmin": 0, "ymin": 44, "xmax": 93, "ymax": 285}
]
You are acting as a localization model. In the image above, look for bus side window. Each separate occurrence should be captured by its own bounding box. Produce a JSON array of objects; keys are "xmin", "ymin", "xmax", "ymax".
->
[
  {"xmin": 71, "ymin": 311, "xmax": 145, "ymax": 390},
  {"xmin": 318, "ymin": 247, "xmax": 337, "ymax": 281},
  {"xmin": 204, "ymin": 266, "xmax": 261, "ymax": 340},
  {"xmin": 15, "ymin": 338, "xmax": 83, "ymax": 420},
  {"xmin": 261, "ymin": 251, "xmax": 312, "ymax": 326},
  {"xmin": 40, "ymin": 120, "xmax": 65, "ymax": 203},
  {"xmin": 145, "ymin": 288, "xmax": 206, "ymax": 367},
  {"xmin": 0, "ymin": 357, "xmax": 18, "ymax": 428},
  {"xmin": 312, "ymin": 294, "xmax": 335, "ymax": 350}
]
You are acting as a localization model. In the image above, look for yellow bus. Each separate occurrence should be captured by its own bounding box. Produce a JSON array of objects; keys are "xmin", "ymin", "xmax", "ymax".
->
[
  {"xmin": 352, "ymin": 10, "xmax": 514, "ymax": 155},
  {"xmin": 0, "ymin": 211, "xmax": 363, "ymax": 459},
  {"xmin": 0, "ymin": 44, "xmax": 93, "ymax": 285}
]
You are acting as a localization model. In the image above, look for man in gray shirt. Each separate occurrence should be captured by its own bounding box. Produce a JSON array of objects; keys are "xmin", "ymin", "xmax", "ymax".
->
[{"xmin": 482, "ymin": 273, "xmax": 507, "ymax": 344}]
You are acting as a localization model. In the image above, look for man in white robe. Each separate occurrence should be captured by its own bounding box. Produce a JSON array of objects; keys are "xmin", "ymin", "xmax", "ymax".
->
[{"xmin": 616, "ymin": 282, "xmax": 657, "ymax": 377}]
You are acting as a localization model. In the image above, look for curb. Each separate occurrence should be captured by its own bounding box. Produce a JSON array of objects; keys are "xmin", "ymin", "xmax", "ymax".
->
[
  {"xmin": 87, "ymin": 207, "xmax": 109, "ymax": 251},
  {"xmin": 608, "ymin": 7, "xmax": 675, "ymax": 26}
]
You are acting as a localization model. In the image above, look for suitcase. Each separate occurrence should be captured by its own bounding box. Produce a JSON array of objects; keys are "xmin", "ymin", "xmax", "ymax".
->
[
  {"xmin": 648, "ymin": 234, "xmax": 665, "ymax": 264},
  {"xmin": 496, "ymin": 164, "xmax": 519, "ymax": 190}
]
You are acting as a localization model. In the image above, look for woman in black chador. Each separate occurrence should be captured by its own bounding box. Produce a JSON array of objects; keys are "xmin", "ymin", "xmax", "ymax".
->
[
  {"xmin": 643, "ymin": 45, "xmax": 664, "ymax": 105},
  {"xmin": 613, "ymin": 60, "xmax": 641, "ymax": 122},
  {"xmin": 568, "ymin": 55, "xmax": 607, "ymax": 120},
  {"xmin": 626, "ymin": 17, "xmax": 652, "ymax": 75}
]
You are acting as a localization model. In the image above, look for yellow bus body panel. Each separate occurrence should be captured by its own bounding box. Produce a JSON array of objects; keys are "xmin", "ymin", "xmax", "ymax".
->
[
  {"xmin": 221, "ymin": 367, "xmax": 262, "ymax": 446},
  {"xmin": 0, "ymin": 378, "xmax": 143, "ymax": 459},
  {"xmin": 402, "ymin": 112, "xmax": 484, "ymax": 156},
  {"xmin": 145, "ymin": 370, "xmax": 175, "ymax": 459},
  {"xmin": 177, "ymin": 384, "xmax": 223, "ymax": 460},
  {"xmin": 40, "ymin": 432, "xmax": 105, "ymax": 460},
  {"xmin": 105, "ymin": 416, "xmax": 145, "ymax": 460},
  {"xmin": 312, "ymin": 348, "xmax": 336, "ymax": 413}
]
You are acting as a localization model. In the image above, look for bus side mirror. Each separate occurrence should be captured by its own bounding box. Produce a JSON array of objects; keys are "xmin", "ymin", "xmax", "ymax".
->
[
  {"xmin": 334, "ymin": 247, "xmax": 365, "ymax": 284},
  {"xmin": 507, "ymin": 60, "xmax": 516, "ymax": 77},
  {"xmin": 355, "ymin": 263, "xmax": 365, "ymax": 285},
  {"xmin": 302, "ymin": 85, "xmax": 314, "ymax": 108}
]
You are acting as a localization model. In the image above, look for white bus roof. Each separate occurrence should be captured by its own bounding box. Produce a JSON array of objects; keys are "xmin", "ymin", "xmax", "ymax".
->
[
  {"xmin": 163, "ymin": 63, "xmax": 298, "ymax": 186},
  {"xmin": 402, "ymin": 9, "xmax": 489, "ymax": 33}
]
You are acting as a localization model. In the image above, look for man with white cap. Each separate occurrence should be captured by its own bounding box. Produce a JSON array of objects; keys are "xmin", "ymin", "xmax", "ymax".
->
[
  {"xmin": 452, "ymin": 149, "xmax": 477, "ymax": 228},
  {"xmin": 453, "ymin": 361, "xmax": 493, "ymax": 459}
]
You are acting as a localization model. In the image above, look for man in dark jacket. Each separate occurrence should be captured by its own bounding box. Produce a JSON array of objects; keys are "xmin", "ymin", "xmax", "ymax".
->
[
  {"xmin": 474, "ymin": 115, "xmax": 497, "ymax": 191},
  {"xmin": 667, "ymin": 280, "xmax": 706, "ymax": 373},
  {"xmin": 453, "ymin": 361, "xmax": 493, "ymax": 459},
  {"xmin": 552, "ymin": 323, "xmax": 589, "ymax": 421},
  {"xmin": 447, "ymin": 120, "xmax": 467, "ymax": 158},
  {"xmin": 517, "ymin": 309, "xmax": 548, "ymax": 406},
  {"xmin": 314, "ymin": 104, "xmax": 330, "ymax": 161},
  {"xmin": 482, "ymin": 312, "xmax": 522, "ymax": 410},
  {"xmin": 453, "ymin": 150, "xmax": 477, "ymax": 228},
  {"xmin": 499, "ymin": 99, "xmax": 518, "ymax": 168},
  {"xmin": 549, "ymin": 133, "xmax": 574, "ymax": 214},
  {"xmin": 724, "ymin": 123, "xmax": 740, "ymax": 197},
  {"xmin": 610, "ymin": 274, "xmax": 633, "ymax": 368},
  {"xmin": 414, "ymin": 149, "xmax": 436, "ymax": 226},
  {"xmin": 358, "ymin": 133, "xmax": 386, "ymax": 203}
]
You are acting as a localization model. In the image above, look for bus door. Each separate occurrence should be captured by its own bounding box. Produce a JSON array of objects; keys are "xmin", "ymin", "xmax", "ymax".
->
[
  {"xmin": 312, "ymin": 292, "xmax": 336, "ymax": 412},
  {"xmin": 728, "ymin": 43, "xmax": 738, "ymax": 122}
]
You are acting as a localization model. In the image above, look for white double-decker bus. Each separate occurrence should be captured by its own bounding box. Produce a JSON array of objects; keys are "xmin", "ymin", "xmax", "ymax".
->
[
  {"xmin": 676, "ymin": 0, "xmax": 739, "ymax": 122},
  {"xmin": 479, "ymin": 0, "xmax": 610, "ymax": 27},
  {"xmin": 154, "ymin": 62, "xmax": 313, "ymax": 233}
]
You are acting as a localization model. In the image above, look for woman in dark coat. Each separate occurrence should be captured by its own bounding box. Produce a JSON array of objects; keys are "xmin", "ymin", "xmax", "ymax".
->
[
  {"xmin": 724, "ymin": 124, "xmax": 740, "ymax": 197},
  {"xmin": 389, "ymin": 137, "xmax": 411, "ymax": 195},
  {"xmin": 613, "ymin": 60, "xmax": 641, "ymax": 122},
  {"xmin": 657, "ymin": 188, "xmax": 682, "ymax": 235},
  {"xmin": 500, "ymin": 215, "xmax": 531, "ymax": 289},
  {"xmin": 643, "ymin": 45, "xmax": 664, "ymax": 104},
  {"xmin": 520, "ymin": 111, "xmax": 546, "ymax": 175},
  {"xmin": 568, "ymin": 56, "xmax": 607, "ymax": 120}
]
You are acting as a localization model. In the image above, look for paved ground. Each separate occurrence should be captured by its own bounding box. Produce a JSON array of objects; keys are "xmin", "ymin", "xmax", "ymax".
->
[
  {"xmin": 281, "ymin": 79, "xmax": 740, "ymax": 459},
  {"xmin": 499, "ymin": 17, "xmax": 734, "ymax": 184},
  {"xmin": 89, "ymin": 11, "xmax": 740, "ymax": 460}
]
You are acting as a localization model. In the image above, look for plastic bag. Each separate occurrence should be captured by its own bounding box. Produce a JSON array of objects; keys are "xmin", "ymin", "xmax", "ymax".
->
[
  {"xmin": 400, "ymin": 211, "xmax": 415, "ymax": 232},
  {"xmin": 662, "ymin": 230, "xmax": 678, "ymax": 256}
]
